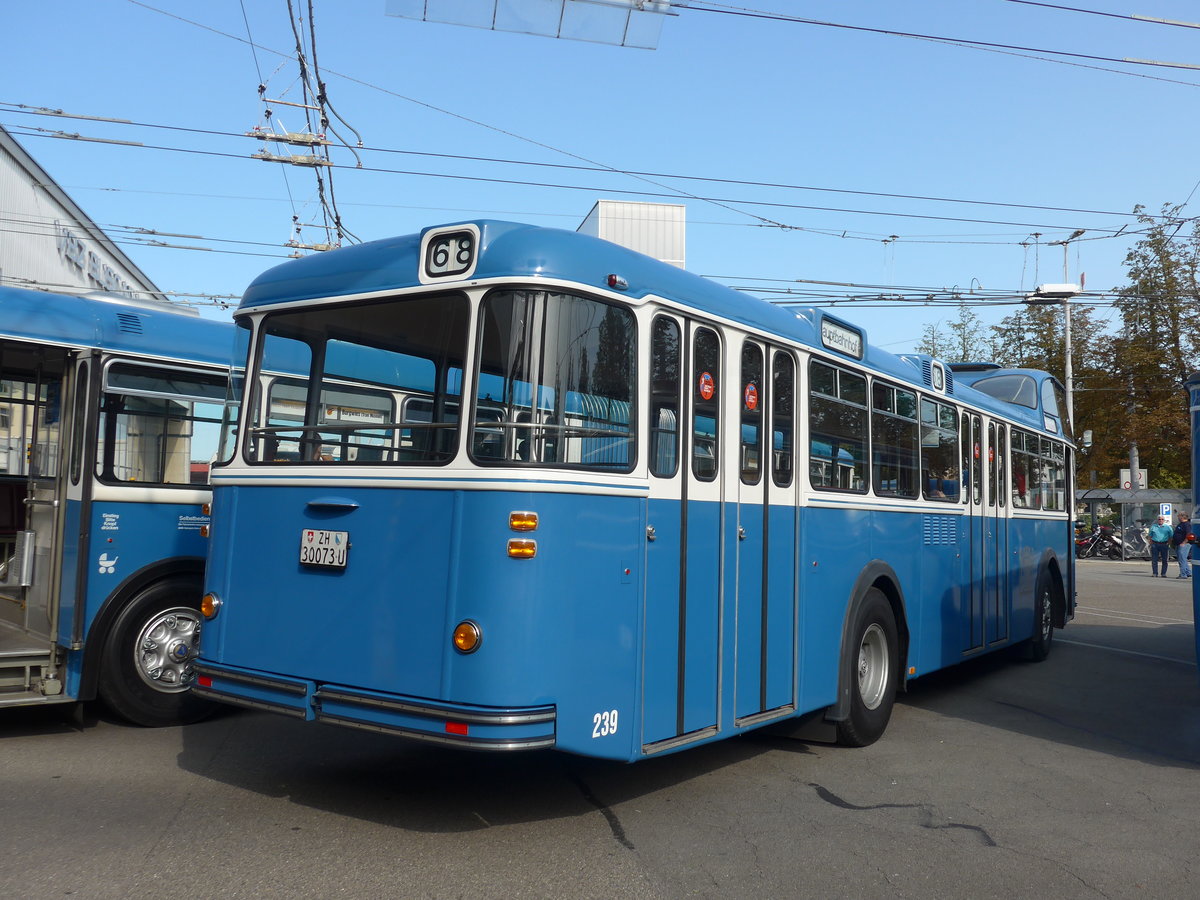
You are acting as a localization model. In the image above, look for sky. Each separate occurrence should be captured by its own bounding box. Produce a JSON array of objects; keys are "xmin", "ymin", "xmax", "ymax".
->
[{"xmin": 4, "ymin": 0, "xmax": 1200, "ymax": 353}]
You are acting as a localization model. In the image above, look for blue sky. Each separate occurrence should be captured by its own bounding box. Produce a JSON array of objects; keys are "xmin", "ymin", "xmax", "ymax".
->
[{"xmin": 4, "ymin": 0, "xmax": 1200, "ymax": 352}]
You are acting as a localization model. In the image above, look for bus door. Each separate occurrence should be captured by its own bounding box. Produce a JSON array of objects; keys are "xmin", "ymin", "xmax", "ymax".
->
[
  {"xmin": 964, "ymin": 415, "xmax": 1008, "ymax": 652},
  {"xmin": 642, "ymin": 319, "xmax": 722, "ymax": 749},
  {"xmin": 0, "ymin": 342, "xmax": 70, "ymax": 642},
  {"xmin": 732, "ymin": 341, "xmax": 797, "ymax": 723},
  {"xmin": 989, "ymin": 423, "xmax": 1009, "ymax": 643},
  {"xmin": 964, "ymin": 413, "xmax": 986, "ymax": 653}
]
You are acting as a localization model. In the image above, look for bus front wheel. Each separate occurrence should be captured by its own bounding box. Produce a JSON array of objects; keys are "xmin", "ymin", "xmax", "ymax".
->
[
  {"xmin": 836, "ymin": 588, "xmax": 899, "ymax": 747},
  {"xmin": 97, "ymin": 575, "xmax": 215, "ymax": 727}
]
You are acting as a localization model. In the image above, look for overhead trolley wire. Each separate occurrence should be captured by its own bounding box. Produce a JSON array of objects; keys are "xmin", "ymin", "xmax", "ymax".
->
[
  {"xmin": 685, "ymin": 2, "xmax": 1200, "ymax": 75},
  {"xmin": 0, "ymin": 103, "xmax": 1162, "ymax": 225},
  {"xmin": 2, "ymin": 122, "xmax": 1155, "ymax": 236},
  {"xmin": 0, "ymin": 105, "xmax": 1169, "ymax": 241}
]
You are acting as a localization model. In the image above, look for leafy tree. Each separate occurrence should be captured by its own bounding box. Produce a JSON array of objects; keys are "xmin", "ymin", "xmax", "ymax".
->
[
  {"xmin": 915, "ymin": 320, "xmax": 947, "ymax": 359},
  {"xmin": 947, "ymin": 302, "xmax": 986, "ymax": 362},
  {"xmin": 1081, "ymin": 204, "xmax": 1200, "ymax": 487},
  {"xmin": 915, "ymin": 303, "xmax": 987, "ymax": 362}
]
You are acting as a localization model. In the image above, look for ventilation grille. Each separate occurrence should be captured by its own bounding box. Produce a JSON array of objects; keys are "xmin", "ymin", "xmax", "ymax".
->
[
  {"xmin": 921, "ymin": 360, "xmax": 954, "ymax": 394},
  {"xmin": 923, "ymin": 514, "xmax": 957, "ymax": 545},
  {"xmin": 116, "ymin": 313, "xmax": 144, "ymax": 334}
]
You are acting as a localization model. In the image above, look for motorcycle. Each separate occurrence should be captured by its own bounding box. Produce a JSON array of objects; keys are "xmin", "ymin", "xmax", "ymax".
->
[{"xmin": 1076, "ymin": 525, "xmax": 1122, "ymax": 560}]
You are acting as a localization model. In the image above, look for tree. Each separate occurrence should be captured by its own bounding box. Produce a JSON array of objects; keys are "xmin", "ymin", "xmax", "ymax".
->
[
  {"xmin": 915, "ymin": 320, "xmax": 947, "ymax": 359},
  {"xmin": 947, "ymin": 302, "xmax": 986, "ymax": 362},
  {"xmin": 1084, "ymin": 204, "xmax": 1200, "ymax": 487},
  {"xmin": 915, "ymin": 302, "xmax": 987, "ymax": 362}
]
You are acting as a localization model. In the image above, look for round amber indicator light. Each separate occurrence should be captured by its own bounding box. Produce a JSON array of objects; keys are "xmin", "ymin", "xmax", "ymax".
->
[
  {"xmin": 453, "ymin": 620, "xmax": 482, "ymax": 654},
  {"xmin": 200, "ymin": 593, "xmax": 222, "ymax": 619}
]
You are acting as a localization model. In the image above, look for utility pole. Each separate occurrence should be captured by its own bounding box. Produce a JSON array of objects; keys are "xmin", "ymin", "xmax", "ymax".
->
[{"xmin": 1046, "ymin": 229, "xmax": 1085, "ymax": 432}]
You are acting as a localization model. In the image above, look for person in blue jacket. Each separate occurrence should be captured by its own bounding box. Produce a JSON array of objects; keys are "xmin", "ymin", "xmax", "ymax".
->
[
  {"xmin": 1149, "ymin": 516, "xmax": 1173, "ymax": 577},
  {"xmin": 1173, "ymin": 513, "xmax": 1193, "ymax": 579}
]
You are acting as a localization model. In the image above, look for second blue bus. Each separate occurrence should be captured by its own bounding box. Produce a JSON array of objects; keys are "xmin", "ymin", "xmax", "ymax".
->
[{"xmin": 1, "ymin": 286, "xmax": 231, "ymax": 725}]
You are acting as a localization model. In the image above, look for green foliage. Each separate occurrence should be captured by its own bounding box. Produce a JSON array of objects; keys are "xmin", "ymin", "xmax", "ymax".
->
[
  {"xmin": 915, "ymin": 302, "xmax": 988, "ymax": 362},
  {"xmin": 980, "ymin": 204, "xmax": 1200, "ymax": 490}
]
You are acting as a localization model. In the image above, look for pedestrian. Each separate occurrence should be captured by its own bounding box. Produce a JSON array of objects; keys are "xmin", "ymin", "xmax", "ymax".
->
[
  {"xmin": 1149, "ymin": 515, "xmax": 1173, "ymax": 577},
  {"xmin": 1173, "ymin": 513, "xmax": 1193, "ymax": 579}
]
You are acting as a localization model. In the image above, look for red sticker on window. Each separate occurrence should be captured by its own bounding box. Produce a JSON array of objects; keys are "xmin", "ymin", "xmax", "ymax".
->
[
  {"xmin": 698, "ymin": 371, "xmax": 715, "ymax": 400},
  {"xmin": 744, "ymin": 383, "xmax": 758, "ymax": 411},
  {"xmin": 974, "ymin": 443, "xmax": 981, "ymax": 459}
]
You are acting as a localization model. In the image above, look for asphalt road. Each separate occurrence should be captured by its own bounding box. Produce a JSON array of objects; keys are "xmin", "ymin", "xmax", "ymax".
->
[{"xmin": 2, "ymin": 559, "xmax": 1198, "ymax": 899}]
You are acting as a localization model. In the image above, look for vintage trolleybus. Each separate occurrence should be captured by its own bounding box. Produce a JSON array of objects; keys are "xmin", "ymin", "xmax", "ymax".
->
[
  {"xmin": 1, "ymin": 286, "xmax": 231, "ymax": 724},
  {"xmin": 195, "ymin": 221, "xmax": 1075, "ymax": 760}
]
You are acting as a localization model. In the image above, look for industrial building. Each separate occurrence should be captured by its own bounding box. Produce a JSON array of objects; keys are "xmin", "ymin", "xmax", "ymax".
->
[{"xmin": 0, "ymin": 124, "xmax": 163, "ymax": 300}]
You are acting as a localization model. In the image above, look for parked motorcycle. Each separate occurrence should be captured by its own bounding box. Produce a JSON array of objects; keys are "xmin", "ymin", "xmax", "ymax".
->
[{"xmin": 1076, "ymin": 525, "xmax": 1122, "ymax": 559}]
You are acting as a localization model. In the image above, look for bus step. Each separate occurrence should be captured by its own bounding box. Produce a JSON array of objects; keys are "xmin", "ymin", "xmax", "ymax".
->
[
  {"xmin": 0, "ymin": 688, "xmax": 72, "ymax": 708},
  {"xmin": 0, "ymin": 627, "xmax": 60, "ymax": 700}
]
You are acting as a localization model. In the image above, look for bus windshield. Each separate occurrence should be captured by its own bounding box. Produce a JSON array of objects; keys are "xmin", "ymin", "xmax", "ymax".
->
[{"xmin": 246, "ymin": 293, "xmax": 469, "ymax": 464}]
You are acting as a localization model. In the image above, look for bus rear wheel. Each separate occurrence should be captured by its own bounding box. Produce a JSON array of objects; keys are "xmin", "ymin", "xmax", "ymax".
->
[
  {"xmin": 97, "ymin": 575, "xmax": 215, "ymax": 727},
  {"xmin": 1025, "ymin": 571, "xmax": 1055, "ymax": 662},
  {"xmin": 836, "ymin": 588, "xmax": 899, "ymax": 747}
]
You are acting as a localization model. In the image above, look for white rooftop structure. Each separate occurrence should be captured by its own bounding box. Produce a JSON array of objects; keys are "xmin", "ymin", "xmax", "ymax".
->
[{"xmin": 577, "ymin": 200, "xmax": 685, "ymax": 268}]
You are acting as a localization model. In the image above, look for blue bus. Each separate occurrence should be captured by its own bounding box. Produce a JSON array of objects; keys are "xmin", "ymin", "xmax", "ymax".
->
[
  {"xmin": 194, "ymin": 221, "xmax": 1075, "ymax": 760},
  {"xmin": 0, "ymin": 286, "xmax": 232, "ymax": 725}
]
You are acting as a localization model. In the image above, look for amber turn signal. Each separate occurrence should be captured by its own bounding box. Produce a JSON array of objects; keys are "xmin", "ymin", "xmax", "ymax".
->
[
  {"xmin": 507, "ymin": 539, "xmax": 537, "ymax": 559},
  {"xmin": 509, "ymin": 511, "xmax": 538, "ymax": 532},
  {"xmin": 453, "ymin": 620, "xmax": 482, "ymax": 653},
  {"xmin": 200, "ymin": 593, "xmax": 222, "ymax": 619}
]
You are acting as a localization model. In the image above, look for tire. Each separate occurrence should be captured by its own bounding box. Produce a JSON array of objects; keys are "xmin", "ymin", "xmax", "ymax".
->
[
  {"xmin": 1105, "ymin": 543, "xmax": 1122, "ymax": 560},
  {"xmin": 835, "ymin": 588, "xmax": 899, "ymax": 747},
  {"xmin": 1025, "ymin": 570, "xmax": 1055, "ymax": 662},
  {"xmin": 97, "ymin": 575, "xmax": 215, "ymax": 726}
]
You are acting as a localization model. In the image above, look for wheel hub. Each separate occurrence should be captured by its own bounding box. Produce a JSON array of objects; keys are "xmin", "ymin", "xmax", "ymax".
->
[
  {"xmin": 857, "ymin": 623, "xmax": 889, "ymax": 711},
  {"xmin": 135, "ymin": 608, "xmax": 202, "ymax": 693}
]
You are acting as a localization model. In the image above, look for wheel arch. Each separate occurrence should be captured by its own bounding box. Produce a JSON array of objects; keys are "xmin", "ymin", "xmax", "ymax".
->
[
  {"xmin": 827, "ymin": 561, "xmax": 910, "ymax": 723},
  {"xmin": 77, "ymin": 556, "xmax": 206, "ymax": 701}
]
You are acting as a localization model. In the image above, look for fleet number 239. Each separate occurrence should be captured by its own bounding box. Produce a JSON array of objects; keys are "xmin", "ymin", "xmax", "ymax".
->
[{"xmin": 592, "ymin": 709, "xmax": 618, "ymax": 738}]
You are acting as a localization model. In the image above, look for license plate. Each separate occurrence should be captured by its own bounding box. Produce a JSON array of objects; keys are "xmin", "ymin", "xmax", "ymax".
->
[{"xmin": 300, "ymin": 529, "xmax": 349, "ymax": 568}]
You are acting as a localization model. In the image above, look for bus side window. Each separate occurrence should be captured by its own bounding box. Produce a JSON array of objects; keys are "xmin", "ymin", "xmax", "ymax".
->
[
  {"xmin": 987, "ymin": 422, "xmax": 997, "ymax": 507},
  {"xmin": 971, "ymin": 416, "xmax": 983, "ymax": 505},
  {"xmin": 771, "ymin": 350, "xmax": 794, "ymax": 488},
  {"xmin": 996, "ymin": 424, "xmax": 1007, "ymax": 508},
  {"xmin": 808, "ymin": 359, "xmax": 867, "ymax": 493},
  {"xmin": 872, "ymin": 382, "xmax": 918, "ymax": 498},
  {"xmin": 68, "ymin": 360, "xmax": 90, "ymax": 485},
  {"xmin": 692, "ymin": 328, "xmax": 720, "ymax": 481},
  {"xmin": 740, "ymin": 341, "xmax": 763, "ymax": 485},
  {"xmin": 649, "ymin": 316, "xmax": 681, "ymax": 478},
  {"xmin": 919, "ymin": 398, "xmax": 958, "ymax": 502},
  {"xmin": 960, "ymin": 411, "xmax": 971, "ymax": 504}
]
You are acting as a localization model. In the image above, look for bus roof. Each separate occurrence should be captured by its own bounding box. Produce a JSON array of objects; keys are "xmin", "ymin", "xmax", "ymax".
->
[
  {"xmin": 0, "ymin": 286, "xmax": 233, "ymax": 368},
  {"xmin": 238, "ymin": 220, "xmax": 1064, "ymax": 437}
]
